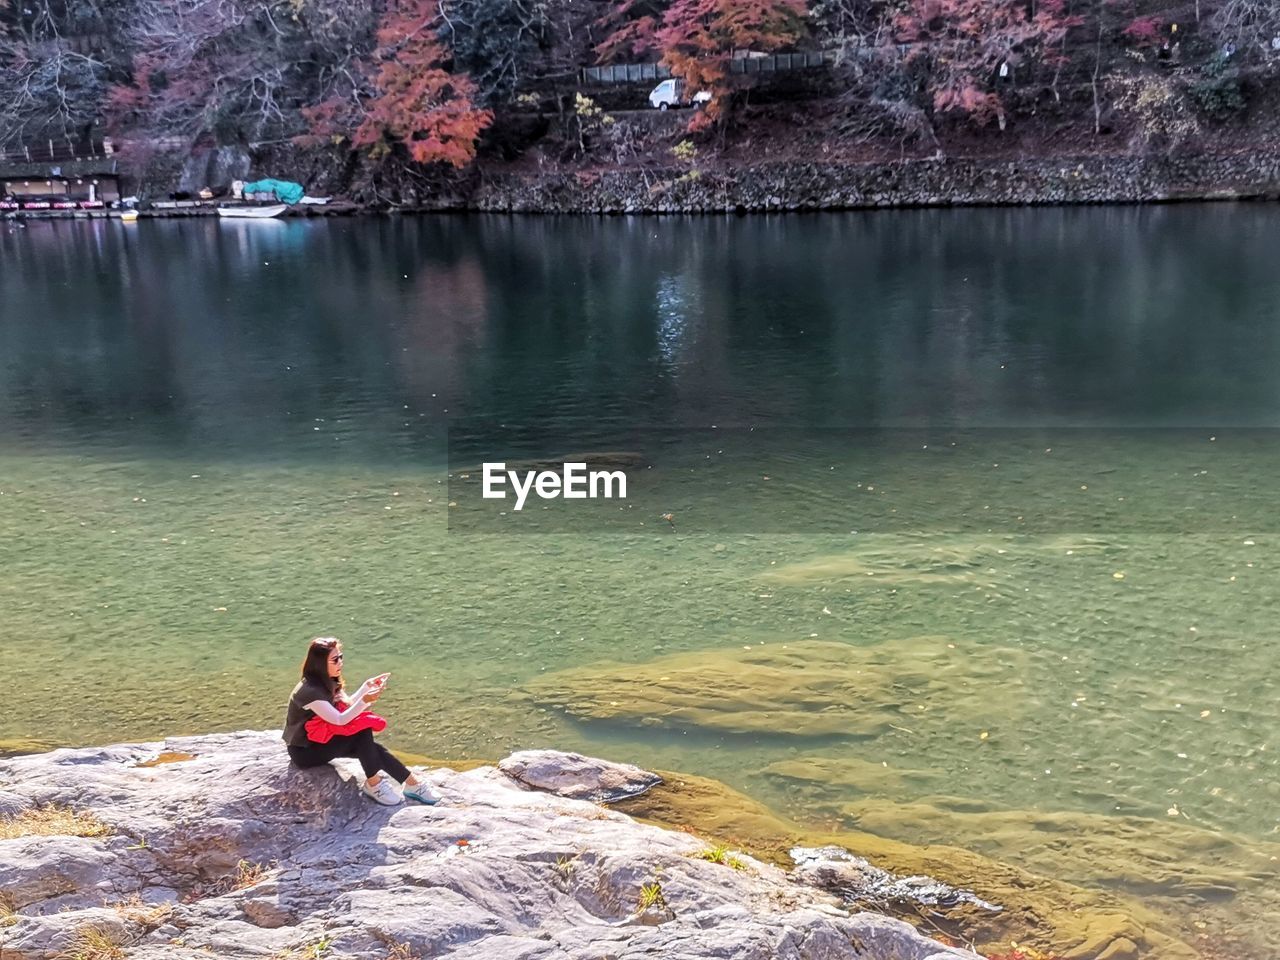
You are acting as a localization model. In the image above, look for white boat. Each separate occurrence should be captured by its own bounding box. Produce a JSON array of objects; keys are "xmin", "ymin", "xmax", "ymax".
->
[{"xmin": 216, "ymin": 204, "xmax": 287, "ymax": 219}]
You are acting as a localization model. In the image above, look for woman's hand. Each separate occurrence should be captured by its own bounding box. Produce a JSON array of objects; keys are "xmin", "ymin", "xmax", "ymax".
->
[{"xmin": 363, "ymin": 687, "xmax": 383, "ymax": 704}]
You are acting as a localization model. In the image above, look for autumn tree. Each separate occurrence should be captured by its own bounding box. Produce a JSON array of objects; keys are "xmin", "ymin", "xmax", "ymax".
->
[
  {"xmin": 107, "ymin": 0, "xmax": 377, "ymax": 146},
  {"xmin": 303, "ymin": 0, "xmax": 493, "ymax": 168},
  {"xmin": 594, "ymin": 0, "xmax": 665, "ymax": 63},
  {"xmin": 597, "ymin": 0, "xmax": 808, "ymax": 132},
  {"xmin": 894, "ymin": 0, "xmax": 1082, "ymax": 128}
]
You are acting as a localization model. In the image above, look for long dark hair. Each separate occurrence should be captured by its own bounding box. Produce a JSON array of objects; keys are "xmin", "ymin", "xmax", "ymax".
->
[{"xmin": 301, "ymin": 636, "xmax": 345, "ymax": 702}]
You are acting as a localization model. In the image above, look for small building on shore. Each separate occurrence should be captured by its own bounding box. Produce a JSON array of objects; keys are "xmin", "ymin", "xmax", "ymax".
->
[{"xmin": 0, "ymin": 157, "xmax": 122, "ymax": 210}]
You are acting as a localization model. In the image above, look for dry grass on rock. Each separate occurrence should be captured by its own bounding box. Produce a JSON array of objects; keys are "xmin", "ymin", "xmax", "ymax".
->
[{"xmin": 0, "ymin": 804, "xmax": 111, "ymax": 840}]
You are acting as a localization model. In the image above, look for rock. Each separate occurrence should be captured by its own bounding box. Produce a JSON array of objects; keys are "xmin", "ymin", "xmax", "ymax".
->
[
  {"xmin": 0, "ymin": 835, "xmax": 156, "ymax": 911},
  {"xmin": 0, "ymin": 906, "xmax": 132, "ymax": 959},
  {"xmin": 790, "ymin": 845, "xmax": 1002, "ymax": 913},
  {"xmin": 526, "ymin": 636, "xmax": 1026, "ymax": 738},
  {"xmin": 612, "ymin": 767, "xmax": 1201, "ymax": 960},
  {"xmin": 762, "ymin": 756, "xmax": 939, "ymax": 798},
  {"xmin": 834, "ymin": 794, "xmax": 1280, "ymax": 915},
  {"xmin": 0, "ymin": 790, "xmax": 31, "ymax": 816},
  {"xmin": 233, "ymin": 878, "xmax": 299, "ymax": 929},
  {"xmin": 837, "ymin": 793, "xmax": 1280, "ymax": 958},
  {"xmin": 176, "ymin": 146, "xmax": 251, "ymax": 195},
  {"xmin": 0, "ymin": 731, "xmax": 980, "ymax": 960},
  {"xmin": 498, "ymin": 750, "xmax": 662, "ymax": 803}
]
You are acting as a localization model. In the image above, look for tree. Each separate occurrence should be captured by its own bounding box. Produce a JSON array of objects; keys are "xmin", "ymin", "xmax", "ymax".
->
[
  {"xmin": 894, "ymin": 0, "xmax": 1082, "ymax": 127},
  {"xmin": 303, "ymin": 0, "xmax": 493, "ymax": 168},
  {"xmin": 0, "ymin": 0, "xmax": 111, "ymax": 148},
  {"xmin": 594, "ymin": 0, "xmax": 665, "ymax": 63},
  {"xmin": 438, "ymin": 0, "xmax": 549, "ymax": 105},
  {"xmin": 1211, "ymin": 0, "xmax": 1280, "ymax": 62},
  {"xmin": 107, "ymin": 0, "xmax": 378, "ymax": 146},
  {"xmin": 597, "ymin": 0, "xmax": 807, "ymax": 132}
]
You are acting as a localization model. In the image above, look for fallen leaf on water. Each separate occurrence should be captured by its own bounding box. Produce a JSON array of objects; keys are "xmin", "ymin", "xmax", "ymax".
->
[
  {"xmin": 1200, "ymin": 710, "xmax": 1211, "ymax": 718},
  {"xmin": 1167, "ymin": 805, "xmax": 1180, "ymax": 817},
  {"xmin": 1112, "ymin": 572, "xmax": 1125, "ymax": 580},
  {"xmin": 980, "ymin": 731, "xmax": 990, "ymax": 740}
]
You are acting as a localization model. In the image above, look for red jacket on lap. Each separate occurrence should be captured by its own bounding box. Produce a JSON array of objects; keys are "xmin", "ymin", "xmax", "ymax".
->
[{"xmin": 304, "ymin": 710, "xmax": 387, "ymax": 744}]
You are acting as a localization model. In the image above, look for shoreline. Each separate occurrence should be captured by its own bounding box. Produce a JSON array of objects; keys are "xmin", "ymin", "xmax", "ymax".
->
[
  {"xmin": 0, "ymin": 731, "xmax": 987, "ymax": 960},
  {"xmin": 7, "ymin": 150, "xmax": 1280, "ymax": 221},
  {"xmin": 0, "ymin": 731, "xmax": 1251, "ymax": 960}
]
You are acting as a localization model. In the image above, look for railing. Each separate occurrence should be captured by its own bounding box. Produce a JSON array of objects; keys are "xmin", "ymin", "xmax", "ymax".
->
[
  {"xmin": 581, "ymin": 50, "xmax": 836, "ymax": 85},
  {"xmin": 0, "ymin": 139, "xmax": 114, "ymax": 165}
]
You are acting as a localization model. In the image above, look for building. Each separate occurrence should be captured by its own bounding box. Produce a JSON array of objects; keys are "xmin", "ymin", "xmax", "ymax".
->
[{"xmin": 0, "ymin": 157, "xmax": 121, "ymax": 210}]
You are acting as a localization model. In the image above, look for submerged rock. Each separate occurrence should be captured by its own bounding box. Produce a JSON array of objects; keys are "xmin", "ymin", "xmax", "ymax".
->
[
  {"xmin": 835, "ymin": 794, "xmax": 1280, "ymax": 958},
  {"xmin": 763, "ymin": 542, "xmax": 986, "ymax": 587},
  {"xmin": 499, "ymin": 749, "xmax": 662, "ymax": 803},
  {"xmin": 790, "ymin": 845, "xmax": 1003, "ymax": 913},
  {"xmin": 613, "ymin": 768, "xmax": 1202, "ymax": 960},
  {"xmin": 527, "ymin": 636, "xmax": 1027, "ymax": 738},
  {"xmin": 763, "ymin": 756, "xmax": 940, "ymax": 797},
  {"xmin": 0, "ymin": 731, "xmax": 979, "ymax": 960}
]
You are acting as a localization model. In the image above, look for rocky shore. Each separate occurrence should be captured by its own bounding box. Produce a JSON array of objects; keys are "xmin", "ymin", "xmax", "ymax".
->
[
  {"xmin": 9, "ymin": 149, "xmax": 1280, "ymax": 222},
  {"xmin": 0, "ymin": 731, "xmax": 979, "ymax": 960},
  {"xmin": 437, "ymin": 152, "xmax": 1280, "ymax": 214}
]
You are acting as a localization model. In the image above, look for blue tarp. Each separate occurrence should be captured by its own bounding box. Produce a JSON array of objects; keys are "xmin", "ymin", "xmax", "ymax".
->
[{"xmin": 243, "ymin": 178, "xmax": 304, "ymax": 205}]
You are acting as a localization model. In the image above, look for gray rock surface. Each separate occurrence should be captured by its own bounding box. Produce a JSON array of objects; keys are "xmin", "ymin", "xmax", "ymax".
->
[
  {"xmin": 791, "ymin": 845, "xmax": 1004, "ymax": 914},
  {"xmin": 176, "ymin": 145, "xmax": 251, "ymax": 194},
  {"xmin": 498, "ymin": 750, "xmax": 662, "ymax": 803},
  {"xmin": 0, "ymin": 731, "xmax": 980, "ymax": 960}
]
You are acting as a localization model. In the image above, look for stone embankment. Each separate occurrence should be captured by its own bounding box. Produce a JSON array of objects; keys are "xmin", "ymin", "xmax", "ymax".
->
[
  {"xmin": 7, "ymin": 151, "xmax": 1280, "ymax": 219},
  {"xmin": 0, "ymin": 731, "xmax": 978, "ymax": 960},
  {"xmin": 444, "ymin": 152, "xmax": 1280, "ymax": 213}
]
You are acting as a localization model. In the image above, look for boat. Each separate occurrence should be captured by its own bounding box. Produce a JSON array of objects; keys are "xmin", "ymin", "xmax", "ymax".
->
[
  {"xmin": 120, "ymin": 210, "xmax": 139, "ymax": 223},
  {"xmin": 216, "ymin": 204, "xmax": 287, "ymax": 219}
]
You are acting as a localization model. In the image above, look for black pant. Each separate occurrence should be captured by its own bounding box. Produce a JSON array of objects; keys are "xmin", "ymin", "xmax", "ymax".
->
[{"xmin": 288, "ymin": 729, "xmax": 411, "ymax": 781}]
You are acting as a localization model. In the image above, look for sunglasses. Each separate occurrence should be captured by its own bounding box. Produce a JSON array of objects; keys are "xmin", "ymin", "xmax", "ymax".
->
[{"xmin": 329, "ymin": 653, "xmax": 344, "ymax": 663}]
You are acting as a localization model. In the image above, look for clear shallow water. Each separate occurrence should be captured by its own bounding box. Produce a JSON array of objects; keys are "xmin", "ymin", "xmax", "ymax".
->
[{"xmin": 2, "ymin": 211, "xmax": 1279, "ymax": 956}]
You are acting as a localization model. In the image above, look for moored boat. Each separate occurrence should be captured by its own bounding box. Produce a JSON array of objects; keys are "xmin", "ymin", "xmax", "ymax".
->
[{"xmin": 216, "ymin": 204, "xmax": 287, "ymax": 219}]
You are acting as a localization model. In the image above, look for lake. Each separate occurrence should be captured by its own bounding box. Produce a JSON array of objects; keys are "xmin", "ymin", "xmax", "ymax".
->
[{"xmin": 1, "ymin": 209, "xmax": 1277, "ymax": 958}]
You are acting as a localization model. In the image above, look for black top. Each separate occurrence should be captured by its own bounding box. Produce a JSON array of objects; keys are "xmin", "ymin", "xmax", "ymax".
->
[{"xmin": 282, "ymin": 678, "xmax": 333, "ymax": 747}]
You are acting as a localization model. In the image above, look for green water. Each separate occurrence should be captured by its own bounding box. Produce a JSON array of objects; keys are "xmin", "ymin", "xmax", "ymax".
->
[{"xmin": 2, "ymin": 210, "xmax": 1278, "ymax": 955}]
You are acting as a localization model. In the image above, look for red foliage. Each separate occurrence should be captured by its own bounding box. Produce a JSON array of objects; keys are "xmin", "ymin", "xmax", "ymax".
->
[
  {"xmin": 895, "ymin": 0, "xmax": 1082, "ymax": 126},
  {"xmin": 1122, "ymin": 16, "xmax": 1164, "ymax": 46},
  {"xmin": 653, "ymin": 0, "xmax": 808, "ymax": 131},
  {"xmin": 594, "ymin": 0, "xmax": 663, "ymax": 62},
  {"xmin": 339, "ymin": 0, "xmax": 493, "ymax": 167}
]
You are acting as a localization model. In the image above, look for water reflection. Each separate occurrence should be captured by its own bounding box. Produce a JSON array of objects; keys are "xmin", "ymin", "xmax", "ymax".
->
[{"xmin": 5, "ymin": 208, "xmax": 1280, "ymax": 461}]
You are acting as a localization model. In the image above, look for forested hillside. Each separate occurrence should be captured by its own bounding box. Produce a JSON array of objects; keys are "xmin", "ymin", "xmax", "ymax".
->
[{"xmin": 4, "ymin": 0, "xmax": 1280, "ymax": 195}]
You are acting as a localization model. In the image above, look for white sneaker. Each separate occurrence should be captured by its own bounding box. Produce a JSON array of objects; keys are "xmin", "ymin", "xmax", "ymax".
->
[
  {"xmin": 362, "ymin": 778, "xmax": 403, "ymax": 806},
  {"xmin": 403, "ymin": 782, "xmax": 440, "ymax": 805}
]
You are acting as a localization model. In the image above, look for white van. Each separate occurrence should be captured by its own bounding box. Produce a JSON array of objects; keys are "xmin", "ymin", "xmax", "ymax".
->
[{"xmin": 648, "ymin": 78, "xmax": 712, "ymax": 110}]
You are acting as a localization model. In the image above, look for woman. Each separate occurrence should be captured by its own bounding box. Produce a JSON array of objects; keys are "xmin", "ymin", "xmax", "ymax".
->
[{"xmin": 283, "ymin": 636, "xmax": 438, "ymax": 806}]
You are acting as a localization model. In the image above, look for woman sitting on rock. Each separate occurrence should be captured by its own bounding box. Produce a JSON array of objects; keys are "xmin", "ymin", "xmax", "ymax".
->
[{"xmin": 283, "ymin": 636, "xmax": 438, "ymax": 806}]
